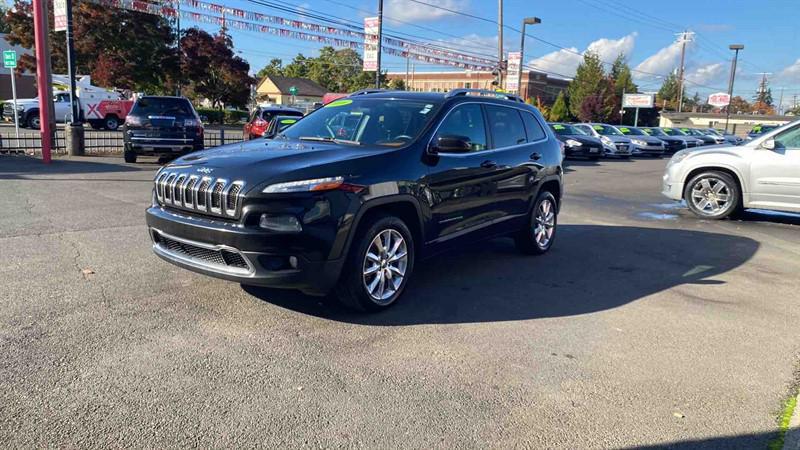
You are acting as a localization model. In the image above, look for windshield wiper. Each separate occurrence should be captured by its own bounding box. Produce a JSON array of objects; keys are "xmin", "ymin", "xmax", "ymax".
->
[{"xmin": 298, "ymin": 136, "xmax": 362, "ymax": 146}]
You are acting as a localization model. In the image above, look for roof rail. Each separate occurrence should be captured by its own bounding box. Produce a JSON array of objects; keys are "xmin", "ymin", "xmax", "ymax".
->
[
  {"xmin": 348, "ymin": 88, "xmax": 392, "ymax": 97},
  {"xmin": 445, "ymin": 88, "xmax": 525, "ymax": 103}
]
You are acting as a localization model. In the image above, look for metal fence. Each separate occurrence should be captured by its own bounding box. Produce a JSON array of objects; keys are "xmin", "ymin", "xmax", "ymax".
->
[{"xmin": 0, "ymin": 128, "xmax": 244, "ymax": 155}]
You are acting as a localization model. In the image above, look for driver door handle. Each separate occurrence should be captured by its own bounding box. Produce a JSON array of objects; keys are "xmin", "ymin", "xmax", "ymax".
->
[{"xmin": 480, "ymin": 160, "xmax": 497, "ymax": 169}]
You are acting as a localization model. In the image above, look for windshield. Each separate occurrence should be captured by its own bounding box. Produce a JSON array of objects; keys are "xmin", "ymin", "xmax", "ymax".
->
[
  {"xmin": 661, "ymin": 128, "xmax": 686, "ymax": 136},
  {"xmin": 705, "ymin": 129, "xmax": 722, "ymax": 136},
  {"xmin": 132, "ymin": 97, "xmax": 194, "ymax": 118},
  {"xmin": 280, "ymin": 98, "xmax": 441, "ymax": 147},
  {"xmin": 617, "ymin": 126, "xmax": 645, "ymax": 136},
  {"xmin": 681, "ymin": 128, "xmax": 703, "ymax": 136},
  {"xmin": 592, "ymin": 124, "xmax": 622, "ymax": 136},
  {"xmin": 641, "ymin": 128, "xmax": 665, "ymax": 136},
  {"xmin": 550, "ymin": 123, "xmax": 584, "ymax": 136},
  {"xmin": 750, "ymin": 125, "xmax": 777, "ymax": 134}
]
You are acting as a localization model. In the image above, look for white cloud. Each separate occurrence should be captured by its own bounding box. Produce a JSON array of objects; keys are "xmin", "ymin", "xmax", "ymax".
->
[
  {"xmin": 777, "ymin": 58, "xmax": 800, "ymax": 83},
  {"xmin": 438, "ymin": 33, "xmax": 497, "ymax": 55},
  {"xmin": 634, "ymin": 40, "xmax": 686, "ymax": 77},
  {"xmin": 527, "ymin": 33, "xmax": 636, "ymax": 79},
  {"xmin": 685, "ymin": 62, "xmax": 726, "ymax": 87},
  {"xmin": 385, "ymin": 0, "xmax": 469, "ymax": 22}
]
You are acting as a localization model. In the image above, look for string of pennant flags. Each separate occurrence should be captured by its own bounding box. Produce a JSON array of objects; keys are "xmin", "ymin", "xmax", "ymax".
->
[{"xmin": 88, "ymin": 0, "xmax": 497, "ymax": 71}]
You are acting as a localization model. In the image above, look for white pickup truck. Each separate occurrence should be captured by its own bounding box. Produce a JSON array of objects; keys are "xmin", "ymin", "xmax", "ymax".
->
[{"xmin": 2, "ymin": 75, "xmax": 133, "ymax": 130}]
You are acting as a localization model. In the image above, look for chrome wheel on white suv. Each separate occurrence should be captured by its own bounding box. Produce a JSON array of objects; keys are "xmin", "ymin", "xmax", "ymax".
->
[{"xmin": 684, "ymin": 171, "xmax": 740, "ymax": 219}]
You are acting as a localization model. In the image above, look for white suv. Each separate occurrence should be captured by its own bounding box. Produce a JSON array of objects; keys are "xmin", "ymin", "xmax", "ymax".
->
[{"xmin": 662, "ymin": 120, "xmax": 800, "ymax": 219}]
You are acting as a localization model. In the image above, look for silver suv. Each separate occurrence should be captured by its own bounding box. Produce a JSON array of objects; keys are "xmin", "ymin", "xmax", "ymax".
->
[{"xmin": 662, "ymin": 120, "xmax": 800, "ymax": 219}]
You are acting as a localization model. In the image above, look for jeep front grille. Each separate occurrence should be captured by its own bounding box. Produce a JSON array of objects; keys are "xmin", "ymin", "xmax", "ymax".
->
[{"xmin": 154, "ymin": 171, "xmax": 245, "ymax": 219}]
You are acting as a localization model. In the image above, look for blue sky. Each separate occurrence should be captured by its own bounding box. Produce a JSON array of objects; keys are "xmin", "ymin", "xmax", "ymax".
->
[{"xmin": 143, "ymin": 0, "xmax": 800, "ymax": 108}]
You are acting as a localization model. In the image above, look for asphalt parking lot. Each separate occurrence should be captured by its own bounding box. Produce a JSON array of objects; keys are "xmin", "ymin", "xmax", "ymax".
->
[{"xmin": 1, "ymin": 154, "xmax": 798, "ymax": 448}]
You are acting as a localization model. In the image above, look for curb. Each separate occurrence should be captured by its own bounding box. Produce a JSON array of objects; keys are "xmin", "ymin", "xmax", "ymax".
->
[{"xmin": 784, "ymin": 393, "xmax": 800, "ymax": 450}]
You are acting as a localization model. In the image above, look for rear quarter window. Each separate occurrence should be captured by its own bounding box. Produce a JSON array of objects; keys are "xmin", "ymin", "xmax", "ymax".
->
[{"xmin": 521, "ymin": 111, "xmax": 546, "ymax": 142}]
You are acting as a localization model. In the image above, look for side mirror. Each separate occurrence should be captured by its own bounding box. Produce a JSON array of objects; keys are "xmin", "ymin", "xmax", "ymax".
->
[
  {"xmin": 761, "ymin": 138, "xmax": 776, "ymax": 151},
  {"xmin": 430, "ymin": 135, "xmax": 471, "ymax": 154}
]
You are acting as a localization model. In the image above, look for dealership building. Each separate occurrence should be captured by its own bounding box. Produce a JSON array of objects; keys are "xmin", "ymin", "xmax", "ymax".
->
[{"xmin": 386, "ymin": 70, "xmax": 570, "ymax": 104}]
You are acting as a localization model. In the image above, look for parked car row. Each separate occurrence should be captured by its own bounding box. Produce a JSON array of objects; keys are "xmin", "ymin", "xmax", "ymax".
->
[{"xmin": 548, "ymin": 121, "xmax": 744, "ymax": 161}]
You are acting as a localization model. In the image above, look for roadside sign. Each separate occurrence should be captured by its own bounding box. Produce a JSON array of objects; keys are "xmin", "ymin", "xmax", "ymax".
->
[
  {"xmin": 506, "ymin": 51, "xmax": 521, "ymax": 93},
  {"xmin": 622, "ymin": 93, "xmax": 654, "ymax": 108},
  {"xmin": 288, "ymin": 86, "xmax": 298, "ymax": 96},
  {"xmin": 3, "ymin": 50, "xmax": 17, "ymax": 68},
  {"xmin": 363, "ymin": 17, "xmax": 380, "ymax": 71},
  {"xmin": 54, "ymin": 0, "xmax": 67, "ymax": 32},
  {"xmin": 708, "ymin": 92, "xmax": 731, "ymax": 107}
]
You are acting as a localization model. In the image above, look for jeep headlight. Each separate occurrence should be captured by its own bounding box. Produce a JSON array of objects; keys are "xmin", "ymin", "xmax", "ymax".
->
[
  {"xmin": 263, "ymin": 176, "xmax": 364, "ymax": 194},
  {"xmin": 565, "ymin": 139, "xmax": 582, "ymax": 147}
]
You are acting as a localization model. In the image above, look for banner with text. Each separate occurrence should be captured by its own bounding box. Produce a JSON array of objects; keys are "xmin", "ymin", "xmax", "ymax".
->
[
  {"xmin": 506, "ymin": 52, "xmax": 521, "ymax": 93},
  {"xmin": 363, "ymin": 17, "xmax": 380, "ymax": 72}
]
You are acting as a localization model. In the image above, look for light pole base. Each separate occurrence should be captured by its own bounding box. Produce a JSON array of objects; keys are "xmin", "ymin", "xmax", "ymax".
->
[{"xmin": 66, "ymin": 123, "xmax": 85, "ymax": 157}]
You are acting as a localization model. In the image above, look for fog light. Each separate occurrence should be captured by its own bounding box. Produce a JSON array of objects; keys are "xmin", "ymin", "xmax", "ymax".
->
[
  {"xmin": 289, "ymin": 256, "xmax": 298, "ymax": 269},
  {"xmin": 259, "ymin": 214, "xmax": 302, "ymax": 232}
]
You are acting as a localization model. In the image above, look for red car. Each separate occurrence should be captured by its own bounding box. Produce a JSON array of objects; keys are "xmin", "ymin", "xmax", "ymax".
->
[{"xmin": 243, "ymin": 106, "xmax": 304, "ymax": 140}]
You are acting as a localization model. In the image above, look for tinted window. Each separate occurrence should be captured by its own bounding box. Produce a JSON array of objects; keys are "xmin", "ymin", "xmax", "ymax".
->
[
  {"xmin": 592, "ymin": 124, "xmax": 622, "ymax": 136},
  {"xmin": 262, "ymin": 110, "xmax": 303, "ymax": 122},
  {"xmin": 433, "ymin": 104, "xmax": 488, "ymax": 153},
  {"xmin": 521, "ymin": 112, "xmax": 546, "ymax": 141},
  {"xmin": 618, "ymin": 127, "xmax": 645, "ymax": 136},
  {"xmin": 132, "ymin": 97, "xmax": 194, "ymax": 118},
  {"xmin": 550, "ymin": 123, "xmax": 582, "ymax": 136},
  {"xmin": 486, "ymin": 105, "xmax": 527, "ymax": 148}
]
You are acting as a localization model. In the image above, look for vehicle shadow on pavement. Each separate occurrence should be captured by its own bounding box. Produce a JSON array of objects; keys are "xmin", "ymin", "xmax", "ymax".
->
[
  {"xmin": 0, "ymin": 155, "xmax": 149, "ymax": 179},
  {"xmin": 243, "ymin": 225, "xmax": 759, "ymax": 325}
]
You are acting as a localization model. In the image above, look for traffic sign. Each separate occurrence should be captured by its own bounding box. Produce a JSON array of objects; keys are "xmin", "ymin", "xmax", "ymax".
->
[
  {"xmin": 3, "ymin": 50, "xmax": 17, "ymax": 68},
  {"xmin": 622, "ymin": 93, "xmax": 654, "ymax": 108},
  {"xmin": 288, "ymin": 86, "xmax": 298, "ymax": 96}
]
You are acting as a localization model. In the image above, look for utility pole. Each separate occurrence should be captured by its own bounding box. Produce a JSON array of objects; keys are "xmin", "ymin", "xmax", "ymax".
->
[
  {"xmin": 676, "ymin": 30, "xmax": 694, "ymax": 113},
  {"xmin": 724, "ymin": 44, "xmax": 743, "ymax": 133},
  {"xmin": 32, "ymin": 0, "xmax": 54, "ymax": 163},
  {"xmin": 405, "ymin": 56, "xmax": 409, "ymax": 90},
  {"xmin": 375, "ymin": 0, "xmax": 383, "ymax": 88},
  {"xmin": 497, "ymin": 0, "xmax": 503, "ymax": 89},
  {"xmin": 777, "ymin": 87, "xmax": 784, "ymax": 115},
  {"xmin": 176, "ymin": 0, "xmax": 181, "ymax": 96}
]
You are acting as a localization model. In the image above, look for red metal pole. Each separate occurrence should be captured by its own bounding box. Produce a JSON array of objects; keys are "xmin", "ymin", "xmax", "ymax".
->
[{"xmin": 32, "ymin": 0, "xmax": 53, "ymax": 163}]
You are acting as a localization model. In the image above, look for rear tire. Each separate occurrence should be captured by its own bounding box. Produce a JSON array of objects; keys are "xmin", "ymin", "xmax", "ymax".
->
[
  {"xmin": 515, "ymin": 191, "xmax": 558, "ymax": 255},
  {"xmin": 123, "ymin": 151, "xmax": 137, "ymax": 163},
  {"xmin": 335, "ymin": 215, "xmax": 415, "ymax": 312},
  {"xmin": 684, "ymin": 170, "xmax": 741, "ymax": 220},
  {"xmin": 104, "ymin": 115, "xmax": 120, "ymax": 131}
]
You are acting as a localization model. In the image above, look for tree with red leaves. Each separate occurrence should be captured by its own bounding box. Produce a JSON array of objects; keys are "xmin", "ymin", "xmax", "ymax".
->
[
  {"xmin": 3, "ymin": 0, "xmax": 178, "ymax": 93},
  {"xmin": 180, "ymin": 27, "xmax": 253, "ymax": 109}
]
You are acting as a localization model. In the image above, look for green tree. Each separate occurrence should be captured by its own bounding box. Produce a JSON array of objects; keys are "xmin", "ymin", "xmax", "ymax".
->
[
  {"xmin": 256, "ymin": 58, "xmax": 284, "ymax": 79},
  {"xmin": 0, "ymin": 4, "xmax": 11, "ymax": 33},
  {"xmin": 4, "ymin": 0, "xmax": 178, "ymax": 92},
  {"xmin": 568, "ymin": 52, "xmax": 605, "ymax": 119},
  {"xmin": 656, "ymin": 71, "xmax": 685, "ymax": 111},
  {"xmin": 388, "ymin": 78, "xmax": 406, "ymax": 90},
  {"xmin": 549, "ymin": 91, "xmax": 570, "ymax": 122},
  {"xmin": 728, "ymin": 96, "xmax": 751, "ymax": 114},
  {"xmin": 611, "ymin": 54, "xmax": 637, "ymax": 97},
  {"xmin": 282, "ymin": 54, "xmax": 310, "ymax": 78}
]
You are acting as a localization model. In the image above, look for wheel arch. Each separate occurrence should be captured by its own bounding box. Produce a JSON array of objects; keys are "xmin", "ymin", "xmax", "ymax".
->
[
  {"xmin": 335, "ymin": 195, "xmax": 425, "ymax": 262},
  {"xmin": 683, "ymin": 165, "xmax": 745, "ymax": 201}
]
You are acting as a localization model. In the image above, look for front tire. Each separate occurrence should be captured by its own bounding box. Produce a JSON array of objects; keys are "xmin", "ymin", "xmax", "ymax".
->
[
  {"xmin": 123, "ymin": 150, "xmax": 137, "ymax": 163},
  {"xmin": 515, "ymin": 191, "xmax": 558, "ymax": 255},
  {"xmin": 26, "ymin": 111, "xmax": 40, "ymax": 129},
  {"xmin": 104, "ymin": 115, "xmax": 120, "ymax": 131},
  {"xmin": 684, "ymin": 171, "xmax": 740, "ymax": 219},
  {"xmin": 335, "ymin": 215, "xmax": 415, "ymax": 312}
]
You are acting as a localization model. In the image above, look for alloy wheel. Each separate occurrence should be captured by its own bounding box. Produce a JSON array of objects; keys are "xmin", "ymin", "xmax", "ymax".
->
[
  {"xmin": 690, "ymin": 177, "xmax": 731, "ymax": 215},
  {"xmin": 534, "ymin": 199, "xmax": 556, "ymax": 248},
  {"xmin": 362, "ymin": 229, "xmax": 408, "ymax": 304}
]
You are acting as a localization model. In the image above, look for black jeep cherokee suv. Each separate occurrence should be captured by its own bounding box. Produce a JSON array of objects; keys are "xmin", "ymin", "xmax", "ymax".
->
[{"xmin": 145, "ymin": 89, "xmax": 563, "ymax": 311}]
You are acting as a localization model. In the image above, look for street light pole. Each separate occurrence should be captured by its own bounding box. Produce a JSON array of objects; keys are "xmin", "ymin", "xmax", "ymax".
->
[
  {"xmin": 375, "ymin": 0, "xmax": 383, "ymax": 88},
  {"xmin": 724, "ymin": 44, "xmax": 744, "ymax": 133},
  {"xmin": 518, "ymin": 17, "xmax": 541, "ymax": 99},
  {"xmin": 498, "ymin": 0, "xmax": 503, "ymax": 89}
]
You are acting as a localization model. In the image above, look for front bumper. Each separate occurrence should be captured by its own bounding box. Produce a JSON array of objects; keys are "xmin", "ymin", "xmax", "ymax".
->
[
  {"xmin": 661, "ymin": 168, "xmax": 684, "ymax": 201},
  {"xmin": 631, "ymin": 144, "xmax": 665, "ymax": 156},
  {"xmin": 145, "ymin": 206, "xmax": 344, "ymax": 296},
  {"xmin": 604, "ymin": 143, "xmax": 632, "ymax": 156},
  {"xmin": 565, "ymin": 144, "xmax": 602, "ymax": 158}
]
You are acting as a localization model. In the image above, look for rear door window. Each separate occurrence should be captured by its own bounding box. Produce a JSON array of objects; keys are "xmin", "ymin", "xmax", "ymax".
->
[
  {"xmin": 485, "ymin": 105, "xmax": 527, "ymax": 148},
  {"xmin": 520, "ymin": 111, "xmax": 546, "ymax": 142}
]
